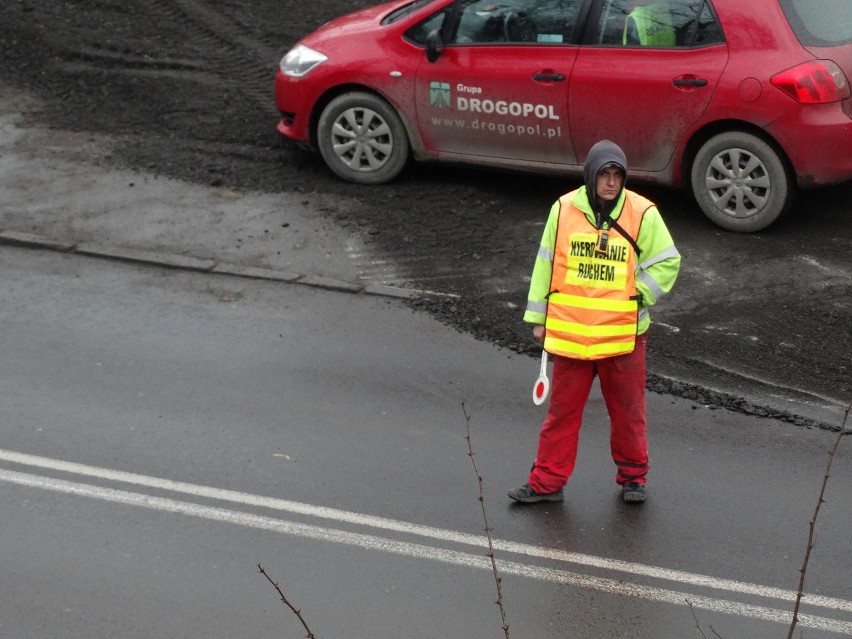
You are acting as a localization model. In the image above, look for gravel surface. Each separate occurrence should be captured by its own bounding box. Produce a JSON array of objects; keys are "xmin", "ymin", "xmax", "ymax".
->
[{"xmin": 1, "ymin": 0, "xmax": 850, "ymax": 428}]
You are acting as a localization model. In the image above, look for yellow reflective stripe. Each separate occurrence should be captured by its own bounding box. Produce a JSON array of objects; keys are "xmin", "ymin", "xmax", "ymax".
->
[
  {"xmin": 548, "ymin": 318, "xmax": 637, "ymax": 338},
  {"xmin": 549, "ymin": 292, "xmax": 637, "ymax": 313},
  {"xmin": 545, "ymin": 336, "xmax": 634, "ymax": 358}
]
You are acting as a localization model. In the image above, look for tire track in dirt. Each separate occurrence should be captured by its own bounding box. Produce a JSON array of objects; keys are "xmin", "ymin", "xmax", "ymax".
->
[
  {"xmin": 43, "ymin": 0, "xmax": 277, "ymax": 116},
  {"xmin": 157, "ymin": 0, "xmax": 282, "ymax": 113}
]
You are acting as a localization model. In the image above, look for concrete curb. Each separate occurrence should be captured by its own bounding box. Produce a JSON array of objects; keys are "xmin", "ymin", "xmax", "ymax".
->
[
  {"xmin": 75, "ymin": 243, "xmax": 218, "ymax": 272},
  {"xmin": 0, "ymin": 230, "xmax": 422, "ymax": 300},
  {"xmin": 0, "ymin": 230, "xmax": 77, "ymax": 252}
]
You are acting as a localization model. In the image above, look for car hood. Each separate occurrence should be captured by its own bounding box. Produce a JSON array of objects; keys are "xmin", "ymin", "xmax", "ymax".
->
[{"xmin": 301, "ymin": 0, "xmax": 406, "ymax": 47}]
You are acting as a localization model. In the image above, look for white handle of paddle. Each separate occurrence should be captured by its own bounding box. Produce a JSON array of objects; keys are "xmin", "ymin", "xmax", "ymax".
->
[{"xmin": 532, "ymin": 350, "xmax": 550, "ymax": 405}]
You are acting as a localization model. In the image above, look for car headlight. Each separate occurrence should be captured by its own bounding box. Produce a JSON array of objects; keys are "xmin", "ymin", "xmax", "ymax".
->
[{"xmin": 279, "ymin": 44, "xmax": 328, "ymax": 77}]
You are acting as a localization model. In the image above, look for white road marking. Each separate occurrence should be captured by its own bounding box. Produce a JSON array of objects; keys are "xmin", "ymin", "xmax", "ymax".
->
[{"xmin": 1, "ymin": 450, "xmax": 851, "ymax": 634}]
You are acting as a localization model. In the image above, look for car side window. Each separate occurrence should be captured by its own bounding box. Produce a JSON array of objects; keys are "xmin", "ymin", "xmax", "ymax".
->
[
  {"xmin": 690, "ymin": 0, "xmax": 724, "ymax": 46},
  {"xmin": 530, "ymin": 0, "xmax": 583, "ymax": 42},
  {"xmin": 449, "ymin": 0, "xmax": 583, "ymax": 44},
  {"xmin": 404, "ymin": 9, "xmax": 450, "ymax": 45},
  {"xmin": 593, "ymin": 0, "xmax": 723, "ymax": 47}
]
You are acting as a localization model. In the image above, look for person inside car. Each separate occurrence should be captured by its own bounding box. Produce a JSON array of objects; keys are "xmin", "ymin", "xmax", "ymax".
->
[{"xmin": 623, "ymin": 0, "xmax": 676, "ymax": 45}]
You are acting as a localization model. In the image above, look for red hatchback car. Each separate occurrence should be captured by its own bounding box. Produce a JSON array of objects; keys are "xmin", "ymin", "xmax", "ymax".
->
[{"xmin": 275, "ymin": 0, "xmax": 852, "ymax": 232}]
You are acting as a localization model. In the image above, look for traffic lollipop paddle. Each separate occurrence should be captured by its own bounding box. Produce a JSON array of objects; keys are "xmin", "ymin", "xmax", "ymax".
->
[{"xmin": 532, "ymin": 350, "xmax": 550, "ymax": 405}]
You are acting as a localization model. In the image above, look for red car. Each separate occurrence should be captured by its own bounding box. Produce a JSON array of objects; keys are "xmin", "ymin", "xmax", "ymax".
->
[{"xmin": 275, "ymin": 0, "xmax": 852, "ymax": 232}]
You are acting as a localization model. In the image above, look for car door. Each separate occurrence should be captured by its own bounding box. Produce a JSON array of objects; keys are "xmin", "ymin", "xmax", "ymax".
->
[
  {"xmin": 412, "ymin": 0, "xmax": 586, "ymax": 166},
  {"xmin": 569, "ymin": 0, "xmax": 728, "ymax": 174}
]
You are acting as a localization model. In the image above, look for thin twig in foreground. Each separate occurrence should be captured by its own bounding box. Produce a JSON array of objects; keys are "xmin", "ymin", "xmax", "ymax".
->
[
  {"xmin": 687, "ymin": 599, "xmax": 709, "ymax": 638},
  {"xmin": 258, "ymin": 563, "xmax": 317, "ymax": 639},
  {"xmin": 462, "ymin": 402, "xmax": 510, "ymax": 639},
  {"xmin": 786, "ymin": 402, "xmax": 851, "ymax": 639},
  {"xmin": 686, "ymin": 598, "xmax": 726, "ymax": 638}
]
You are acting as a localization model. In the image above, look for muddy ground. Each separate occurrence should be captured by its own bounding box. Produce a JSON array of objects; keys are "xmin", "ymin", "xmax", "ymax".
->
[{"xmin": 1, "ymin": 0, "xmax": 850, "ymax": 428}]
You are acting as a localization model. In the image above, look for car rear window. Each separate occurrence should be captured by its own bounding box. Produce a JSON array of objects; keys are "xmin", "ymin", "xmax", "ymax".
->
[{"xmin": 778, "ymin": 0, "xmax": 852, "ymax": 46}]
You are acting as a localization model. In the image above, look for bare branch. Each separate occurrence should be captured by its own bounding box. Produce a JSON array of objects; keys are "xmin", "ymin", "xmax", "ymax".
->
[
  {"xmin": 786, "ymin": 402, "xmax": 851, "ymax": 639},
  {"xmin": 686, "ymin": 599, "xmax": 709, "ymax": 638},
  {"xmin": 257, "ymin": 563, "xmax": 317, "ymax": 639},
  {"xmin": 462, "ymin": 403, "xmax": 511, "ymax": 639}
]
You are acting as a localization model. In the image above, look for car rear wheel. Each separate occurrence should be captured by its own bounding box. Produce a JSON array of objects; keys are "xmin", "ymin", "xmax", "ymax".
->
[
  {"xmin": 690, "ymin": 132, "xmax": 793, "ymax": 233},
  {"xmin": 317, "ymin": 92, "xmax": 409, "ymax": 184}
]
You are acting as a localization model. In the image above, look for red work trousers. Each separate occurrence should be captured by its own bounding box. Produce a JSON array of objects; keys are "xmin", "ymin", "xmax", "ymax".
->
[{"xmin": 528, "ymin": 333, "xmax": 649, "ymax": 494}]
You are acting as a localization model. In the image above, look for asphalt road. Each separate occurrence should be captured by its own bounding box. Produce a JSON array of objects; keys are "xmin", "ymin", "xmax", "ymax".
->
[
  {"xmin": 1, "ymin": 3, "xmax": 851, "ymax": 635},
  {"xmin": 1, "ymin": 247, "xmax": 851, "ymax": 638}
]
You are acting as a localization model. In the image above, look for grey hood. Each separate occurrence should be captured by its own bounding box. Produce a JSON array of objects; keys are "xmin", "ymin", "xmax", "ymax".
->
[{"xmin": 582, "ymin": 139, "xmax": 627, "ymax": 216}]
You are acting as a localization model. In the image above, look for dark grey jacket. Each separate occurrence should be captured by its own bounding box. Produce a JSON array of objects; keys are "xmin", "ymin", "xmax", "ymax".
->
[{"xmin": 582, "ymin": 139, "xmax": 628, "ymax": 222}]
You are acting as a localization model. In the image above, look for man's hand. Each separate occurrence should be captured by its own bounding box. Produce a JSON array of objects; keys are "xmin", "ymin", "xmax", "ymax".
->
[{"xmin": 533, "ymin": 324, "xmax": 545, "ymax": 344}]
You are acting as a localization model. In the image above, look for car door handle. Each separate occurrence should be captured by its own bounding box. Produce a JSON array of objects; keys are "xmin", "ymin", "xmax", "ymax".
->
[
  {"xmin": 673, "ymin": 77, "xmax": 708, "ymax": 87},
  {"xmin": 533, "ymin": 73, "xmax": 565, "ymax": 82}
]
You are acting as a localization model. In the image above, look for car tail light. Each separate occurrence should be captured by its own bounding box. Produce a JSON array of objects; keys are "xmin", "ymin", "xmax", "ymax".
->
[{"xmin": 771, "ymin": 60, "xmax": 851, "ymax": 104}]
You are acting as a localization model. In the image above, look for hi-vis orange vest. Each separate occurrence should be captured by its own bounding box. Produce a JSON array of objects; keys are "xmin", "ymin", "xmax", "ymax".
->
[{"xmin": 544, "ymin": 190, "xmax": 653, "ymax": 360}]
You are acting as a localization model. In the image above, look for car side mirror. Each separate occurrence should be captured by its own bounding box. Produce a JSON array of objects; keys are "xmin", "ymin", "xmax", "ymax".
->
[{"xmin": 426, "ymin": 28, "xmax": 444, "ymax": 63}]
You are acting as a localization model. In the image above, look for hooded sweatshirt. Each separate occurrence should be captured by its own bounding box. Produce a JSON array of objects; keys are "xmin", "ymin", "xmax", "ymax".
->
[{"xmin": 583, "ymin": 139, "xmax": 627, "ymax": 226}]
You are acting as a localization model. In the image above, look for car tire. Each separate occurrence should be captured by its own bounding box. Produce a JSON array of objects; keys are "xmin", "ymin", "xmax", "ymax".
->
[
  {"xmin": 317, "ymin": 92, "xmax": 409, "ymax": 184},
  {"xmin": 690, "ymin": 132, "xmax": 793, "ymax": 233}
]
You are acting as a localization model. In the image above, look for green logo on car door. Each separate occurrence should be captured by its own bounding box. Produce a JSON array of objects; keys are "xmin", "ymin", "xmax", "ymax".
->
[{"xmin": 430, "ymin": 82, "xmax": 451, "ymax": 109}]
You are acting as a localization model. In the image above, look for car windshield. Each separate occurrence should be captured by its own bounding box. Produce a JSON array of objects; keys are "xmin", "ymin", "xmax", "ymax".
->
[
  {"xmin": 383, "ymin": 0, "xmax": 442, "ymax": 25},
  {"xmin": 778, "ymin": 0, "xmax": 852, "ymax": 46}
]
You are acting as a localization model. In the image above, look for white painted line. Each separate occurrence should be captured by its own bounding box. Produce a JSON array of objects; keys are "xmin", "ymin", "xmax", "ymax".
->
[
  {"xmin": 2, "ymin": 467, "xmax": 852, "ymax": 635},
  {"xmin": 1, "ymin": 448, "xmax": 850, "ymax": 615}
]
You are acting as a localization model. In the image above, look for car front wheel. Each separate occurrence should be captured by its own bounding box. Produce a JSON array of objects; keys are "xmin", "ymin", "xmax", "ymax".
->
[
  {"xmin": 316, "ymin": 92, "xmax": 409, "ymax": 184},
  {"xmin": 690, "ymin": 132, "xmax": 793, "ymax": 233}
]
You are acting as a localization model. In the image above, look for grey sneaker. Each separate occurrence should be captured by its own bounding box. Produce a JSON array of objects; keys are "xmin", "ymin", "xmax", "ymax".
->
[
  {"xmin": 508, "ymin": 483, "xmax": 564, "ymax": 503},
  {"xmin": 622, "ymin": 482, "xmax": 646, "ymax": 503}
]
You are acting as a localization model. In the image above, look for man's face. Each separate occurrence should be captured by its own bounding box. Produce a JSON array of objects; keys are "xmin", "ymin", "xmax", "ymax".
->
[{"xmin": 596, "ymin": 167, "xmax": 624, "ymax": 202}]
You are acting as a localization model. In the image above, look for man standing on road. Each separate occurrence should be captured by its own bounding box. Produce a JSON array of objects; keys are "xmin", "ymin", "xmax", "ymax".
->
[{"xmin": 509, "ymin": 139, "xmax": 681, "ymax": 505}]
